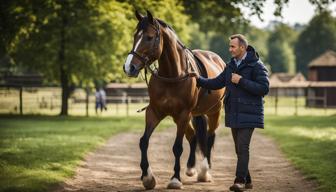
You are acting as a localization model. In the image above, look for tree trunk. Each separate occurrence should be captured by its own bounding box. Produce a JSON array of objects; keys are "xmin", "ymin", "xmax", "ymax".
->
[
  {"xmin": 60, "ymin": 60, "xmax": 69, "ymax": 115},
  {"xmin": 59, "ymin": 1, "xmax": 69, "ymax": 116}
]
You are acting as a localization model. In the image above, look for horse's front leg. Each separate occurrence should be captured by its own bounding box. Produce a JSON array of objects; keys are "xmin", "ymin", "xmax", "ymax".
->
[
  {"xmin": 140, "ymin": 106, "xmax": 163, "ymax": 190},
  {"xmin": 167, "ymin": 112, "xmax": 191, "ymax": 189}
]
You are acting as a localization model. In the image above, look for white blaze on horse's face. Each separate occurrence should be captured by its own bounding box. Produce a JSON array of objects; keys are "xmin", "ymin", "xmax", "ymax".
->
[{"xmin": 124, "ymin": 30, "xmax": 143, "ymax": 76}]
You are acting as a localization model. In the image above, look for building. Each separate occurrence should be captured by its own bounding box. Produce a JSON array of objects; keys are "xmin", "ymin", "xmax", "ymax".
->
[
  {"xmin": 269, "ymin": 72, "xmax": 308, "ymax": 97},
  {"xmin": 105, "ymin": 83, "xmax": 148, "ymax": 103},
  {"xmin": 306, "ymin": 50, "xmax": 336, "ymax": 108}
]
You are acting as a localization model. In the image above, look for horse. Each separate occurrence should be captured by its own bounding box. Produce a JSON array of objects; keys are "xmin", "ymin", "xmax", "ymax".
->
[{"xmin": 123, "ymin": 10, "xmax": 226, "ymax": 190}]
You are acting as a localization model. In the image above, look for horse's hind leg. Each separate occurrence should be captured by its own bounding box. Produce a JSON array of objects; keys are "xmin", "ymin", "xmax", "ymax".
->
[
  {"xmin": 206, "ymin": 110, "xmax": 221, "ymax": 168},
  {"xmin": 192, "ymin": 115, "xmax": 212, "ymax": 182},
  {"xmin": 140, "ymin": 106, "xmax": 163, "ymax": 190},
  {"xmin": 185, "ymin": 122, "xmax": 197, "ymax": 177},
  {"xmin": 197, "ymin": 109, "xmax": 221, "ymax": 182}
]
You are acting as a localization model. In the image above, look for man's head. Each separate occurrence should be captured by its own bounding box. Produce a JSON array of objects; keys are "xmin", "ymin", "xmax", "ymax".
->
[{"xmin": 229, "ymin": 34, "xmax": 248, "ymax": 59}]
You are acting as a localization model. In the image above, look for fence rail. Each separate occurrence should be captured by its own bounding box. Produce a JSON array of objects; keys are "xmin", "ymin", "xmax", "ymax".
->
[{"xmin": 1, "ymin": 87, "xmax": 336, "ymax": 116}]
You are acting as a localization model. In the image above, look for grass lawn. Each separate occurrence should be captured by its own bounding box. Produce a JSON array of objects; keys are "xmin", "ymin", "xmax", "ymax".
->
[
  {"xmin": 264, "ymin": 115, "xmax": 336, "ymax": 192},
  {"xmin": 0, "ymin": 115, "xmax": 174, "ymax": 192}
]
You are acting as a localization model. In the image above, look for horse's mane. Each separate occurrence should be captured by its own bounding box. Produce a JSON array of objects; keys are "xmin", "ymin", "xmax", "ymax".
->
[
  {"xmin": 137, "ymin": 17, "xmax": 174, "ymax": 33},
  {"xmin": 157, "ymin": 19, "xmax": 169, "ymax": 29},
  {"xmin": 157, "ymin": 19, "xmax": 186, "ymax": 48}
]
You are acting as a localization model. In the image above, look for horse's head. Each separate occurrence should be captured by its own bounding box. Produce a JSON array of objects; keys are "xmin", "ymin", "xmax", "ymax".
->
[{"xmin": 123, "ymin": 10, "xmax": 163, "ymax": 77}]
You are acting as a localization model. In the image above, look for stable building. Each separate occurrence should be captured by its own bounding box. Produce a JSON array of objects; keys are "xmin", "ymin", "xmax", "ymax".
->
[
  {"xmin": 269, "ymin": 72, "xmax": 307, "ymax": 97},
  {"xmin": 306, "ymin": 50, "xmax": 336, "ymax": 108}
]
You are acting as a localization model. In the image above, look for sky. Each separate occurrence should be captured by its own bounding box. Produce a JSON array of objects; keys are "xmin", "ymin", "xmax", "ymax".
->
[{"xmin": 243, "ymin": 0, "xmax": 336, "ymax": 28}]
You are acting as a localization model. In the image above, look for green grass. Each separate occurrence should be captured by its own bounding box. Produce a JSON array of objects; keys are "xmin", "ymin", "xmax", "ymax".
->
[
  {"xmin": 0, "ymin": 115, "xmax": 174, "ymax": 192},
  {"xmin": 264, "ymin": 115, "xmax": 336, "ymax": 192},
  {"xmin": 264, "ymin": 96, "xmax": 336, "ymax": 116}
]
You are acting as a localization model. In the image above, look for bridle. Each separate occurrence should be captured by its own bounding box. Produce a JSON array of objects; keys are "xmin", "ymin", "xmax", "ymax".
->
[
  {"xmin": 128, "ymin": 21, "xmax": 161, "ymax": 69},
  {"xmin": 128, "ymin": 19, "xmax": 192, "ymax": 85}
]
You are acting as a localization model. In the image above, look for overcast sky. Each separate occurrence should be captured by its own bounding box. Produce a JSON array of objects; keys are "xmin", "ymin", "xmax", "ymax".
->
[{"xmin": 242, "ymin": 0, "xmax": 336, "ymax": 28}]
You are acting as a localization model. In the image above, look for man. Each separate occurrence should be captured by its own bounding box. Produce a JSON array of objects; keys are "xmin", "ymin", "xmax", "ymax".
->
[
  {"xmin": 95, "ymin": 87, "xmax": 107, "ymax": 114},
  {"xmin": 192, "ymin": 34, "xmax": 269, "ymax": 192}
]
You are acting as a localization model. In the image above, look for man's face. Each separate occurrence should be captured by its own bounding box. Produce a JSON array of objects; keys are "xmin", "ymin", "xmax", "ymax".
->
[{"xmin": 229, "ymin": 38, "xmax": 245, "ymax": 59}]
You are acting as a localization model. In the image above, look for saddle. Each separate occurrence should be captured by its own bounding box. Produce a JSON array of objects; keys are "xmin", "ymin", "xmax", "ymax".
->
[
  {"xmin": 188, "ymin": 50, "xmax": 212, "ymax": 100},
  {"xmin": 188, "ymin": 50, "xmax": 208, "ymax": 78}
]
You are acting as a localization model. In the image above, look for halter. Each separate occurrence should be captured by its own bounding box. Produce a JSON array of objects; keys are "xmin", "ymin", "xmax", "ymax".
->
[{"xmin": 129, "ymin": 19, "xmax": 192, "ymax": 85}]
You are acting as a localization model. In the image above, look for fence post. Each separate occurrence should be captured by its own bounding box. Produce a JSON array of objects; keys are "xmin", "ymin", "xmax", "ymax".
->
[
  {"xmin": 126, "ymin": 96, "xmax": 129, "ymax": 116},
  {"xmin": 85, "ymin": 87, "xmax": 89, "ymax": 117},
  {"xmin": 19, "ymin": 86, "xmax": 23, "ymax": 115},
  {"xmin": 275, "ymin": 88, "xmax": 278, "ymax": 115},
  {"xmin": 294, "ymin": 88, "xmax": 298, "ymax": 116},
  {"xmin": 115, "ymin": 102, "xmax": 118, "ymax": 115},
  {"xmin": 324, "ymin": 87, "xmax": 327, "ymax": 115}
]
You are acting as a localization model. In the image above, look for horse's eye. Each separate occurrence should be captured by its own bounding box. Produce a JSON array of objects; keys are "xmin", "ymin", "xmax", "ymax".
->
[{"xmin": 146, "ymin": 36, "xmax": 154, "ymax": 41}]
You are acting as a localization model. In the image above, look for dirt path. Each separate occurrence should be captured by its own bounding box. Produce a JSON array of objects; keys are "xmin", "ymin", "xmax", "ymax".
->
[{"xmin": 54, "ymin": 128, "xmax": 317, "ymax": 192}]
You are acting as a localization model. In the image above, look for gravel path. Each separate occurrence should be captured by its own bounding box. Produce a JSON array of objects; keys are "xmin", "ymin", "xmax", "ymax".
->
[{"xmin": 54, "ymin": 127, "xmax": 317, "ymax": 192}]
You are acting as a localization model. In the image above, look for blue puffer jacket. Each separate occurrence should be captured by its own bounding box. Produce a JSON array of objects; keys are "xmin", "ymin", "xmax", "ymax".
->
[{"xmin": 197, "ymin": 45, "xmax": 269, "ymax": 128}]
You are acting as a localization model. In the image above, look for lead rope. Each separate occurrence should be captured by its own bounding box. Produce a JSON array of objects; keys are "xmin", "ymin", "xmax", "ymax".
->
[
  {"xmin": 136, "ymin": 67, "xmax": 149, "ymax": 113},
  {"xmin": 144, "ymin": 67, "xmax": 149, "ymax": 87}
]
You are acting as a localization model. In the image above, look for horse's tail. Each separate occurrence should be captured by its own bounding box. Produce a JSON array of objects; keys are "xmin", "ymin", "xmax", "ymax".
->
[{"xmin": 192, "ymin": 115, "xmax": 208, "ymax": 157}]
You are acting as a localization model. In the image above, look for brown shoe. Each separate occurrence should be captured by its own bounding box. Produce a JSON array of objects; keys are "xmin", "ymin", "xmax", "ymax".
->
[
  {"xmin": 245, "ymin": 183, "xmax": 253, "ymax": 189},
  {"xmin": 229, "ymin": 183, "xmax": 246, "ymax": 192}
]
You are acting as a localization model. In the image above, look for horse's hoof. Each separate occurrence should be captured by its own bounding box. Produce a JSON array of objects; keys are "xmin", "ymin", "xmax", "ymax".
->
[
  {"xmin": 186, "ymin": 167, "xmax": 197, "ymax": 177},
  {"xmin": 167, "ymin": 178, "xmax": 183, "ymax": 189},
  {"xmin": 142, "ymin": 175, "xmax": 156, "ymax": 190},
  {"xmin": 197, "ymin": 171, "xmax": 212, "ymax": 182},
  {"xmin": 142, "ymin": 167, "xmax": 156, "ymax": 189}
]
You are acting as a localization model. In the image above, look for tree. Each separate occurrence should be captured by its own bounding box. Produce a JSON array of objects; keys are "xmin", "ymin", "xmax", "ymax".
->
[
  {"xmin": 181, "ymin": 0, "xmax": 334, "ymax": 35},
  {"xmin": 182, "ymin": 0, "xmax": 251, "ymax": 33},
  {"xmin": 188, "ymin": 23, "xmax": 209, "ymax": 50},
  {"xmin": 267, "ymin": 23, "xmax": 297, "ymax": 74},
  {"xmin": 12, "ymin": 0, "xmax": 136, "ymax": 115},
  {"xmin": 121, "ymin": 0, "xmax": 192, "ymax": 44},
  {"xmin": 295, "ymin": 11, "xmax": 336, "ymax": 75},
  {"xmin": 0, "ymin": 1, "xmax": 36, "ymax": 76},
  {"xmin": 246, "ymin": 26, "xmax": 270, "ymax": 62},
  {"xmin": 5, "ymin": 0, "xmax": 192, "ymax": 115},
  {"xmin": 209, "ymin": 34, "xmax": 230, "ymax": 62}
]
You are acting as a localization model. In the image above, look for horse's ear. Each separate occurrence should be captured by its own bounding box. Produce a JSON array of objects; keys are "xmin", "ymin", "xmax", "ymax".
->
[
  {"xmin": 146, "ymin": 10, "xmax": 154, "ymax": 24},
  {"xmin": 135, "ymin": 10, "xmax": 143, "ymax": 21}
]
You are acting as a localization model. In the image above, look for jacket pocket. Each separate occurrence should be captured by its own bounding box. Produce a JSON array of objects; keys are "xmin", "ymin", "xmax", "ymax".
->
[{"xmin": 234, "ymin": 98, "xmax": 263, "ymax": 115}]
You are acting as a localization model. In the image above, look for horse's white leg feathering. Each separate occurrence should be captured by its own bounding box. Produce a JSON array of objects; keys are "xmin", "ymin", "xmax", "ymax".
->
[{"xmin": 197, "ymin": 158, "xmax": 212, "ymax": 182}]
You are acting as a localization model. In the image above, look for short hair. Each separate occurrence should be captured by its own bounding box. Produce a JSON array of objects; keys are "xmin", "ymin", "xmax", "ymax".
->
[{"xmin": 229, "ymin": 34, "xmax": 248, "ymax": 48}]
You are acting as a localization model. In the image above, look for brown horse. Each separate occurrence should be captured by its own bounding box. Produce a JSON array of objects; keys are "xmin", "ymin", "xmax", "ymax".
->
[{"xmin": 123, "ymin": 10, "xmax": 226, "ymax": 190}]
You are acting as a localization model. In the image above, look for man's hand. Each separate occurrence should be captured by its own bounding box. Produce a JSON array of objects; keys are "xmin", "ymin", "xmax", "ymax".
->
[{"xmin": 231, "ymin": 73, "xmax": 242, "ymax": 84}]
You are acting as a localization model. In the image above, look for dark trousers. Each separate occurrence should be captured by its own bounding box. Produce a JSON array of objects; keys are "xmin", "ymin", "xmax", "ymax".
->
[{"xmin": 231, "ymin": 128, "xmax": 254, "ymax": 184}]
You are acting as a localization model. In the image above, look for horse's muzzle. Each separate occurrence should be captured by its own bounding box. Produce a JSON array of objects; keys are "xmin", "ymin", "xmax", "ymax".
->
[{"xmin": 124, "ymin": 63, "xmax": 140, "ymax": 77}]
